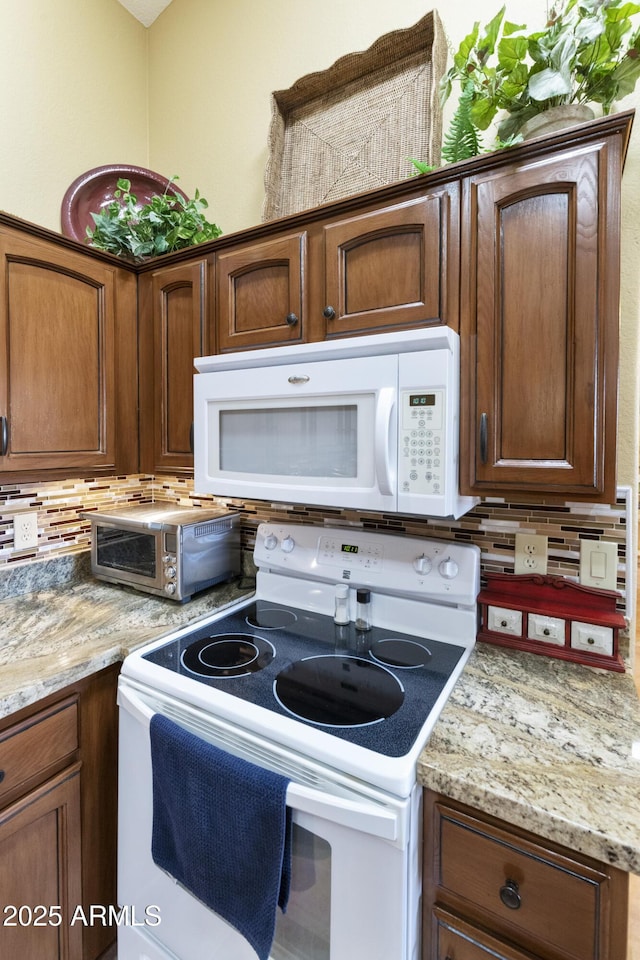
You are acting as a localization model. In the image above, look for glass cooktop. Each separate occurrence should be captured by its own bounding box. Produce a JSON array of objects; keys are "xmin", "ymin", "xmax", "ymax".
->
[{"xmin": 143, "ymin": 600, "xmax": 464, "ymax": 758}]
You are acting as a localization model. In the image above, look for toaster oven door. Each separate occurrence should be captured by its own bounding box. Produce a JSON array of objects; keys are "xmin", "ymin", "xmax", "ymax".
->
[{"xmin": 92, "ymin": 521, "xmax": 165, "ymax": 595}]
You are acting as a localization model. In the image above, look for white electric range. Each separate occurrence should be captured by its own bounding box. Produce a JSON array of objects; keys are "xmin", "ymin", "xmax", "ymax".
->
[{"xmin": 117, "ymin": 522, "xmax": 480, "ymax": 960}]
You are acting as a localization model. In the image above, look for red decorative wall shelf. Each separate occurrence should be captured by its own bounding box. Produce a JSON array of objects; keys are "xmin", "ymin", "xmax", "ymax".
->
[{"xmin": 477, "ymin": 573, "xmax": 626, "ymax": 672}]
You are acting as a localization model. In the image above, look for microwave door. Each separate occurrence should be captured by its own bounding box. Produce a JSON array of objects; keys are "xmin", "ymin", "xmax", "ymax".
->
[{"xmin": 194, "ymin": 354, "xmax": 398, "ymax": 511}]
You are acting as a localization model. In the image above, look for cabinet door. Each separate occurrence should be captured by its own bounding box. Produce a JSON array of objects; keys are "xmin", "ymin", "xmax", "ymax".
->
[
  {"xmin": 0, "ymin": 233, "xmax": 121, "ymax": 477},
  {"xmin": 461, "ymin": 139, "xmax": 622, "ymax": 500},
  {"xmin": 216, "ymin": 232, "xmax": 306, "ymax": 351},
  {"xmin": 0, "ymin": 765, "xmax": 83, "ymax": 960},
  {"xmin": 141, "ymin": 259, "xmax": 207, "ymax": 474},
  {"xmin": 322, "ymin": 190, "xmax": 457, "ymax": 337}
]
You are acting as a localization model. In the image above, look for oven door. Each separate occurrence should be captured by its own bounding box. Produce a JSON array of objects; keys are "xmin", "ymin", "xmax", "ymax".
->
[
  {"xmin": 90, "ymin": 520, "xmax": 165, "ymax": 595},
  {"xmin": 117, "ymin": 679, "xmax": 421, "ymax": 960}
]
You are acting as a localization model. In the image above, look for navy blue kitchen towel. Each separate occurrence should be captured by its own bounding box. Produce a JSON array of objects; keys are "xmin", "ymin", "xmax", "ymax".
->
[{"xmin": 150, "ymin": 713, "xmax": 292, "ymax": 960}]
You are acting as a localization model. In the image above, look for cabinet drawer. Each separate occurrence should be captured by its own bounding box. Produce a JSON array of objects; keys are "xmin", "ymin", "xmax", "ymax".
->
[
  {"xmin": 0, "ymin": 698, "xmax": 78, "ymax": 804},
  {"xmin": 436, "ymin": 805, "xmax": 607, "ymax": 960},
  {"xmin": 432, "ymin": 907, "xmax": 540, "ymax": 960}
]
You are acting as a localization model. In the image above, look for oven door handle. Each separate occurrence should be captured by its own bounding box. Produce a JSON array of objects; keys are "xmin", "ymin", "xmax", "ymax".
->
[
  {"xmin": 287, "ymin": 781, "xmax": 398, "ymax": 841},
  {"xmin": 118, "ymin": 682, "xmax": 400, "ymax": 843}
]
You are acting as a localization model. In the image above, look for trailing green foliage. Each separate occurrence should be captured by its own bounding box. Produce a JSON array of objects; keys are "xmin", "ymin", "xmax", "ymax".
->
[
  {"xmin": 86, "ymin": 177, "xmax": 222, "ymax": 261},
  {"xmin": 441, "ymin": 82, "xmax": 484, "ymax": 163},
  {"xmin": 439, "ymin": 0, "xmax": 640, "ymax": 154}
]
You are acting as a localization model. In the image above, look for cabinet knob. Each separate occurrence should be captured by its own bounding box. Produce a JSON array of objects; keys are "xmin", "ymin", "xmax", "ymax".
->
[
  {"xmin": 0, "ymin": 770, "xmax": 5, "ymax": 783},
  {"xmin": 499, "ymin": 878, "xmax": 522, "ymax": 910},
  {"xmin": 323, "ymin": 305, "xmax": 336, "ymax": 320},
  {"xmin": 285, "ymin": 313, "xmax": 299, "ymax": 326}
]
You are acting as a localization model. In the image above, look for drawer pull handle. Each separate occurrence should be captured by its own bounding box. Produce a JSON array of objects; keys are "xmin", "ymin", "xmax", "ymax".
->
[
  {"xmin": 499, "ymin": 879, "xmax": 522, "ymax": 910},
  {"xmin": 0, "ymin": 416, "xmax": 7, "ymax": 457},
  {"xmin": 479, "ymin": 412, "xmax": 488, "ymax": 464}
]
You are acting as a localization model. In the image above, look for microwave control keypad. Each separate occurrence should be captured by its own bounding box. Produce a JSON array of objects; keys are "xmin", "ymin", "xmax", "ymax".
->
[{"xmin": 399, "ymin": 389, "xmax": 445, "ymax": 495}]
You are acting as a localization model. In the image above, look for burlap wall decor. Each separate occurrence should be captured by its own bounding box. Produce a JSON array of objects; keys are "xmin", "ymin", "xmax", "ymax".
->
[{"xmin": 262, "ymin": 10, "xmax": 446, "ymax": 222}]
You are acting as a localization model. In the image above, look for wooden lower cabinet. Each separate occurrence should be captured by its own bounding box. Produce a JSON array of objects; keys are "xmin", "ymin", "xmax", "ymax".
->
[
  {"xmin": 0, "ymin": 766, "xmax": 83, "ymax": 960},
  {"xmin": 0, "ymin": 665, "xmax": 119, "ymax": 960},
  {"xmin": 423, "ymin": 791, "xmax": 629, "ymax": 960}
]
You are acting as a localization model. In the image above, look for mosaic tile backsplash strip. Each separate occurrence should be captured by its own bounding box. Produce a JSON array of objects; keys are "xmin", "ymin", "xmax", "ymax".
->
[{"xmin": 0, "ymin": 472, "xmax": 630, "ymax": 608}]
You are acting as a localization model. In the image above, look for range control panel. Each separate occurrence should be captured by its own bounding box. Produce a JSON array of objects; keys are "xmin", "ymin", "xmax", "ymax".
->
[{"xmin": 254, "ymin": 522, "xmax": 480, "ymax": 607}]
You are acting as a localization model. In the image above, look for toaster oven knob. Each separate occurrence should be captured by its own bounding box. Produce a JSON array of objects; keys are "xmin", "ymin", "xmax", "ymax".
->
[
  {"xmin": 165, "ymin": 566, "xmax": 176, "ymax": 579},
  {"xmin": 438, "ymin": 557, "xmax": 459, "ymax": 580},
  {"xmin": 281, "ymin": 535, "xmax": 295, "ymax": 553},
  {"xmin": 413, "ymin": 555, "xmax": 432, "ymax": 575},
  {"xmin": 264, "ymin": 533, "xmax": 278, "ymax": 550},
  {"xmin": 164, "ymin": 583, "xmax": 176, "ymax": 596}
]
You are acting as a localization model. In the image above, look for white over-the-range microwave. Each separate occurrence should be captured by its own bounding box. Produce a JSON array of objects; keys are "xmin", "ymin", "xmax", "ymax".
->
[{"xmin": 193, "ymin": 327, "xmax": 479, "ymax": 519}]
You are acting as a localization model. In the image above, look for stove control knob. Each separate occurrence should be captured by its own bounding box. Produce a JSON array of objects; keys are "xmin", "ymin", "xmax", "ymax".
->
[
  {"xmin": 264, "ymin": 533, "xmax": 278, "ymax": 550},
  {"xmin": 164, "ymin": 582, "xmax": 176, "ymax": 595},
  {"xmin": 281, "ymin": 535, "xmax": 295, "ymax": 553},
  {"xmin": 438, "ymin": 557, "xmax": 459, "ymax": 580},
  {"xmin": 413, "ymin": 554, "xmax": 432, "ymax": 575}
]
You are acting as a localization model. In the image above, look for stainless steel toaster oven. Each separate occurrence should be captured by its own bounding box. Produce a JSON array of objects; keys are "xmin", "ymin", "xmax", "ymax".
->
[{"xmin": 81, "ymin": 502, "xmax": 240, "ymax": 601}]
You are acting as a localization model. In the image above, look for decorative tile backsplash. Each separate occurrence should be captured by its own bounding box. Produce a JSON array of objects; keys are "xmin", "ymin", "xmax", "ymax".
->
[{"xmin": 0, "ymin": 473, "xmax": 632, "ymax": 647}]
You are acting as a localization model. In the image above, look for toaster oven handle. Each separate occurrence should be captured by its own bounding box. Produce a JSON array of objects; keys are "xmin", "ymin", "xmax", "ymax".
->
[{"xmin": 375, "ymin": 388, "xmax": 395, "ymax": 496}]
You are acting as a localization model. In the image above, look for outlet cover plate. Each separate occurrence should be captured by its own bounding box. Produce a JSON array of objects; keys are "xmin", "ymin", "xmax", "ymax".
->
[
  {"xmin": 514, "ymin": 533, "xmax": 548, "ymax": 575},
  {"xmin": 13, "ymin": 512, "xmax": 38, "ymax": 550}
]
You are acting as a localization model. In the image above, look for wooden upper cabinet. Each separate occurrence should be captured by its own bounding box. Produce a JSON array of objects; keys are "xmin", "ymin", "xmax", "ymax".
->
[
  {"xmin": 0, "ymin": 230, "xmax": 137, "ymax": 479},
  {"xmin": 461, "ymin": 131, "xmax": 625, "ymax": 501},
  {"xmin": 140, "ymin": 259, "xmax": 207, "ymax": 474},
  {"xmin": 215, "ymin": 232, "xmax": 306, "ymax": 352},
  {"xmin": 321, "ymin": 189, "xmax": 458, "ymax": 338}
]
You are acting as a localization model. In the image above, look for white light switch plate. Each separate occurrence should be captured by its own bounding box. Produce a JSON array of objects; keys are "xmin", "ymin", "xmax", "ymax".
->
[{"xmin": 579, "ymin": 540, "xmax": 618, "ymax": 591}]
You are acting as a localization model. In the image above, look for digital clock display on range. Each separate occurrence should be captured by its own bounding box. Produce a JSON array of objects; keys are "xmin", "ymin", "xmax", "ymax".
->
[
  {"xmin": 341, "ymin": 544, "xmax": 359, "ymax": 554},
  {"xmin": 409, "ymin": 393, "xmax": 436, "ymax": 407}
]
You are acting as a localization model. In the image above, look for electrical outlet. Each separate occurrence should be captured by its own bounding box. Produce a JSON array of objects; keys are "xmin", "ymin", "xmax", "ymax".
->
[
  {"xmin": 13, "ymin": 512, "xmax": 38, "ymax": 550},
  {"xmin": 514, "ymin": 533, "xmax": 548, "ymax": 575}
]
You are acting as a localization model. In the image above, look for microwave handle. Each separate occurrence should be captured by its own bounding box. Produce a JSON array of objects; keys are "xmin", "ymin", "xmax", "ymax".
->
[
  {"xmin": 118, "ymin": 682, "xmax": 399, "ymax": 843},
  {"xmin": 375, "ymin": 388, "xmax": 395, "ymax": 496}
]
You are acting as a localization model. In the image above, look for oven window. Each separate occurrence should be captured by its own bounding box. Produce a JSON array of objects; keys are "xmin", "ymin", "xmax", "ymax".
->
[
  {"xmin": 219, "ymin": 405, "xmax": 358, "ymax": 479},
  {"xmin": 273, "ymin": 824, "xmax": 330, "ymax": 960},
  {"xmin": 96, "ymin": 525, "xmax": 157, "ymax": 579}
]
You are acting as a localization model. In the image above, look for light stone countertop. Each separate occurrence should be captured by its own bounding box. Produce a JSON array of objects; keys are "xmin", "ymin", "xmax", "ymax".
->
[
  {"xmin": 417, "ymin": 641, "xmax": 640, "ymax": 874},
  {"xmin": 2, "ymin": 554, "xmax": 639, "ymax": 875},
  {"xmin": 0, "ymin": 555, "xmax": 254, "ymax": 720}
]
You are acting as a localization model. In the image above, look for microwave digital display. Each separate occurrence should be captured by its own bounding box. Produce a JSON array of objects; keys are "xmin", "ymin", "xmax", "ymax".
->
[{"xmin": 409, "ymin": 393, "xmax": 436, "ymax": 407}]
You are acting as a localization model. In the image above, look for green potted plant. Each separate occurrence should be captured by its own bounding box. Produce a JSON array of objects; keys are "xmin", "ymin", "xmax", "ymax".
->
[
  {"xmin": 439, "ymin": 0, "xmax": 640, "ymax": 161},
  {"xmin": 86, "ymin": 177, "xmax": 222, "ymax": 261}
]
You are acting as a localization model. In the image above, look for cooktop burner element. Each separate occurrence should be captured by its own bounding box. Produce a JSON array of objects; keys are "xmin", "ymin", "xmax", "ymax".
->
[
  {"xmin": 369, "ymin": 638, "xmax": 432, "ymax": 668},
  {"xmin": 274, "ymin": 655, "xmax": 405, "ymax": 727},
  {"xmin": 181, "ymin": 633, "xmax": 275, "ymax": 678},
  {"xmin": 245, "ymin": 606, "xmax": 298, "ymax": 629}
]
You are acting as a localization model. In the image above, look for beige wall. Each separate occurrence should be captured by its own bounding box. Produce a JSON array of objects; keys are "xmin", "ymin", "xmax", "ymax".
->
[
  {"xmin": 0, "ymin": 0, "xmax": 638, "ymax": 496},
  {"xmin": 0, "ymin": 0, "xmax": 149, "ymax": 230}
]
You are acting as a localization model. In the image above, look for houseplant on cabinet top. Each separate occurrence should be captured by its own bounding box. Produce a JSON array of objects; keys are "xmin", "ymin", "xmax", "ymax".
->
[
  {"xmin": 86, "ymin": 177, "xmax": 222, "ymax": 261},
  {"xmin": 439, "ymin": 0, "xmax": 640, "ymax": 161}
]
